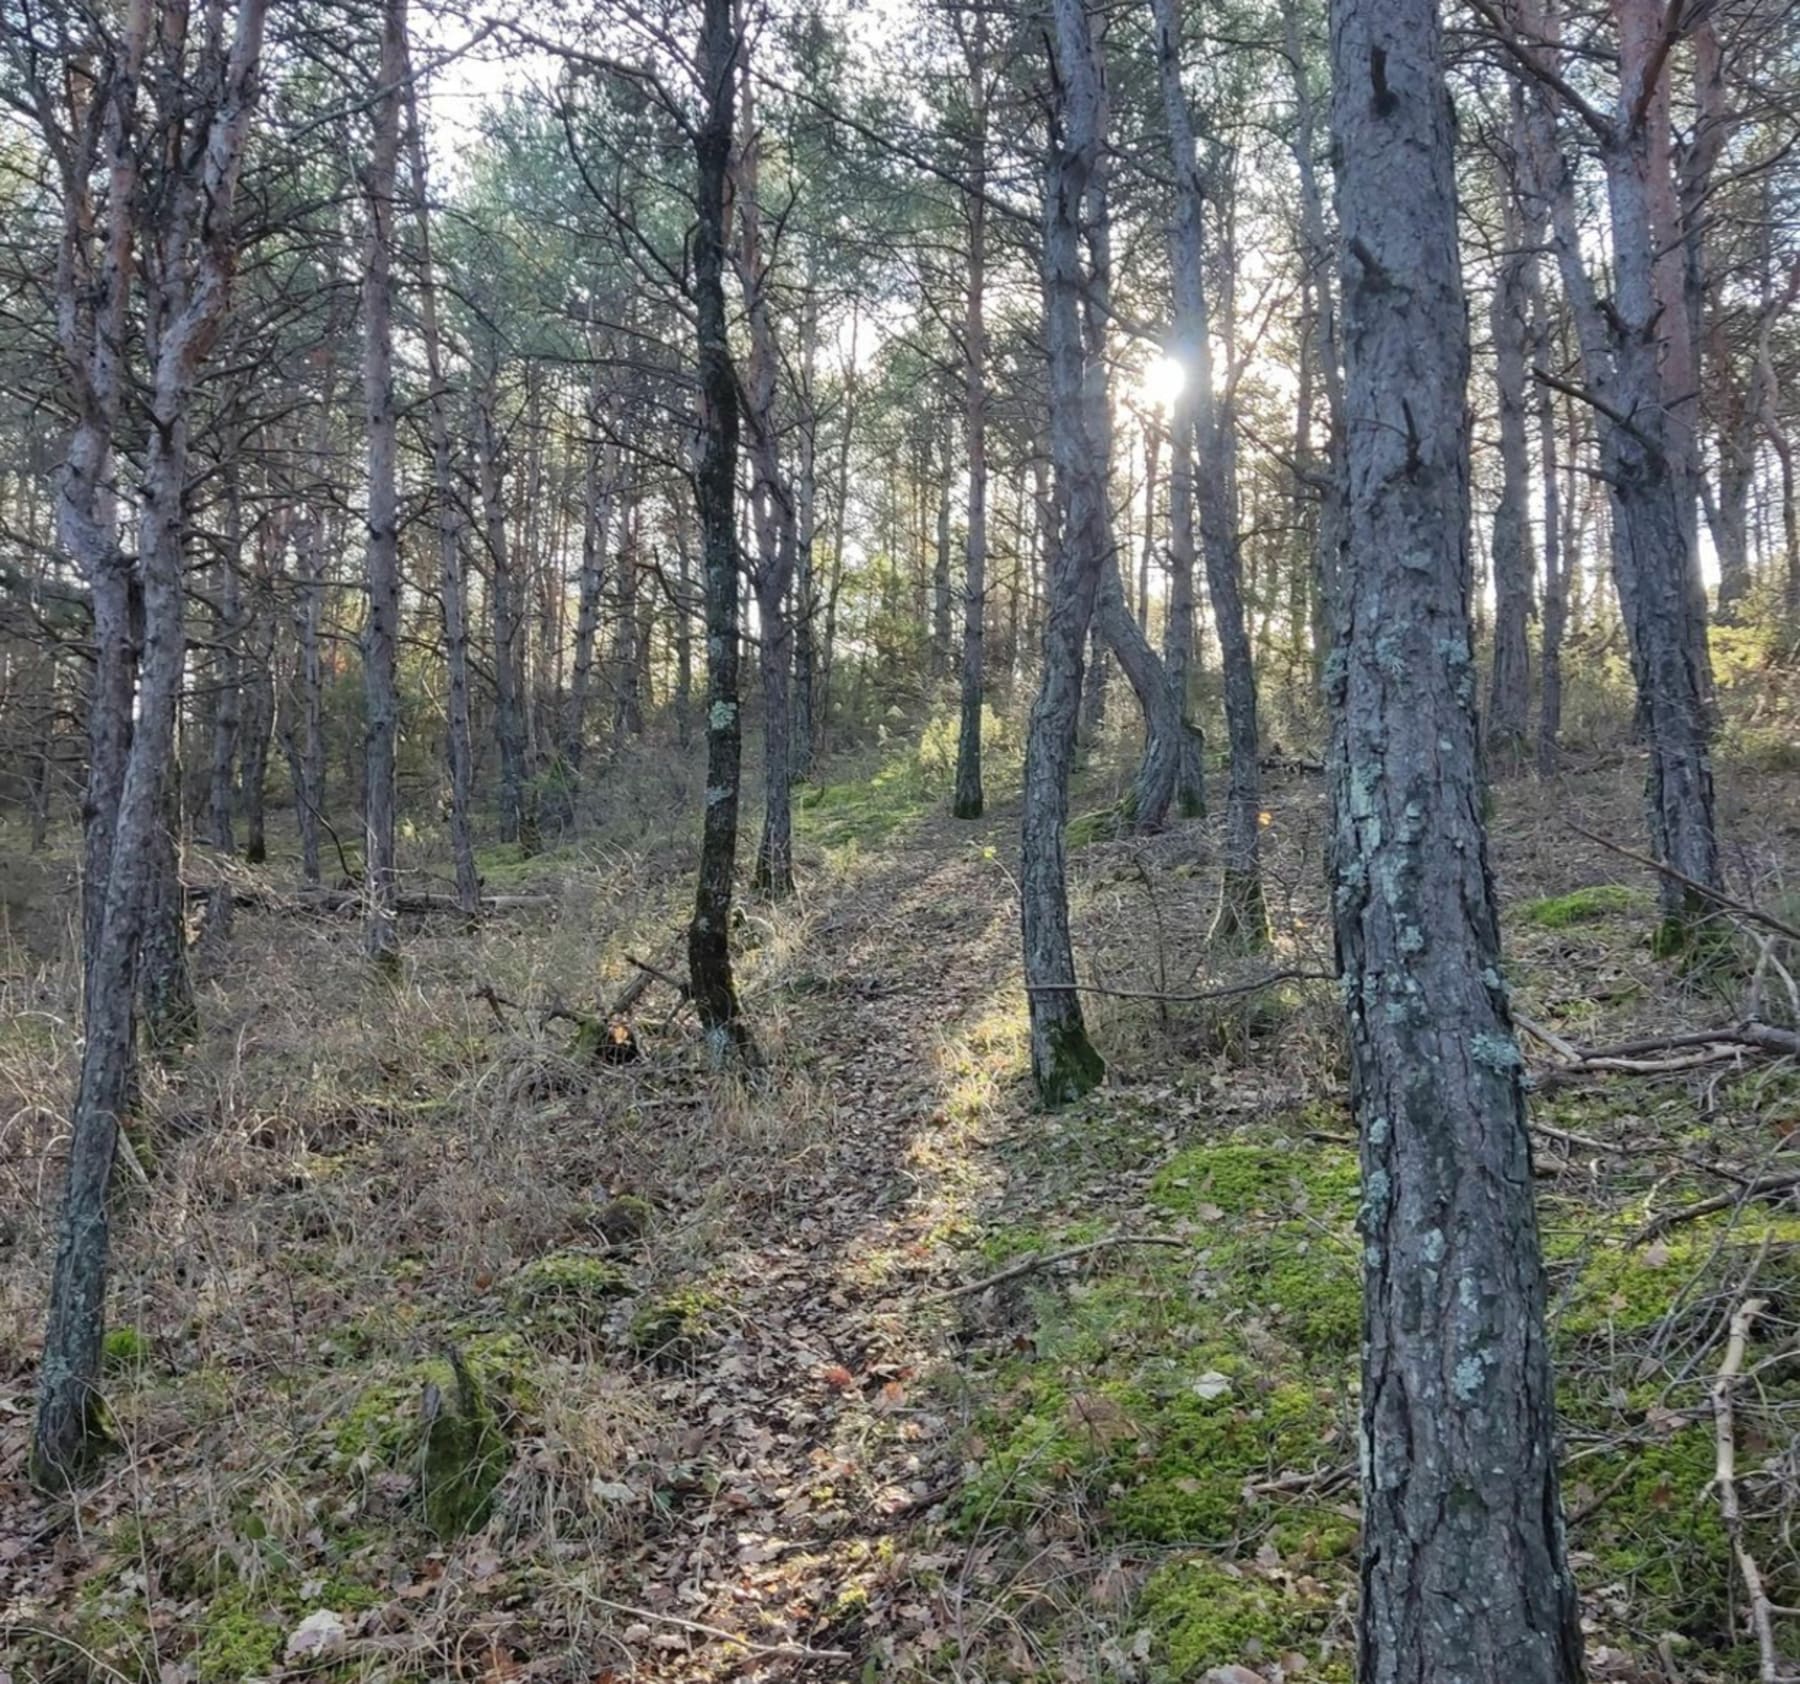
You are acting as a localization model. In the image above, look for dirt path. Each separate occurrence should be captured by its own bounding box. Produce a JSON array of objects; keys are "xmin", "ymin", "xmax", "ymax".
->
[{"xmin": 603, "ymin": 809, "xmax": 1024, "ymax": 1679}]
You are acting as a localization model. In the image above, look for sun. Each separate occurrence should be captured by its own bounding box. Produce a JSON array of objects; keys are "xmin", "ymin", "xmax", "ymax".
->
[{"xmin": 1138, "ymin": 353, "xmax": 1187, "ymax": 410}]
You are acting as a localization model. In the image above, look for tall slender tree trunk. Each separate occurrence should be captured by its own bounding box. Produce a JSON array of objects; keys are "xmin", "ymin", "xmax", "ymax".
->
[
  {"xmin": 687, "ymin": 0, "xmax": 753, "ymax": 1065},
  {"xmin": 931, "ymin": 441, "xmax": 953, "ymax": 677},
  {"xmin": 736, "ymin": 45, "xmax": 795, "ymax": 897},
  {"xmin": 1535, "ymin": 279, "xmax": 1565, "ymax": 777},
  {"xmin": 954, "ymin": 28, "xmax": 989, "ymax": 820},
  {"xmin": 1022, "ymin": 0, "xmax": 1109, "ymax": 1108},
  {"xmin": 792, "ymin": 282, "xmax": 820, "ymax": 782},
  {"xmin": 1329, "ymin": 0, "xmax": 1583, "ymax": 1672},
  {"xmin": 477, "ymin": 375, "xmax": 532, "ymax": 851},
  {"xmin": 359, "ymin": 0, "xmax": 406, "ymax": 972},
  {"xmin": 1487, "ymin": 140, "xmax": 1535, "ymax": 771},
  {"xmin": 403, "ymin": 73, "xmax": 478, "ymax": 918},
  {"xmin": 207, "ymin": 459, "xmax": 243, "ymax": 853},
  {"xmin": 1153, "ymin": 0, "xmax": 1259, "ymax": 926}
]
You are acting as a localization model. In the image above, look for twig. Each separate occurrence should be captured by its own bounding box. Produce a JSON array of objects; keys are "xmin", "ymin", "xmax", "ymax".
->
[
  {"xmin": 1710, "ymin": 1298, "xmax": 1783, "ymax": 1683},
  {"xmin": 624, "ymin": 953, "xmax": 691, "ymax": 998},
  {"xmin": 582, "ymin": 1595, "xmax": 849, "ymax": 1662},
  {"xmin": 925, "ymin": 1235, "xmax": 1189, "ymax": 1303}
]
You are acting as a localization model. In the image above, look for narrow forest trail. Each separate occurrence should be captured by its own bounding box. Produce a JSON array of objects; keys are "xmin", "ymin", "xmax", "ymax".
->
[{"xmin": 598, "ymin": 802, "xmax": 1033, "ymax": 1680}]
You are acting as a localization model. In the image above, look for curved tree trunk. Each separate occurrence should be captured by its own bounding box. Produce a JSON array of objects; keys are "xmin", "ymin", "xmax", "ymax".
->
[
  {"xmin": 1022, "ymin": 0, "xmax": 1109, "ymax": 1108},
  {"xmin": 35, "ymin": 0, "xmax": 270, "ymax": 1487}
]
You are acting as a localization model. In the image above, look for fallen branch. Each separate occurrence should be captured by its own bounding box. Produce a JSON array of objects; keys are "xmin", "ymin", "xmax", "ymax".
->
[
  {"xmin": 582, "ymin": 1595, "xmax": 849, "ymax": 1663},
  {"xmin": 1023, "ymin": 968, "xmax": 1335, "ymax": 1004},
  {"xmin": 1531, "ymin": 1021, "xmax": 1800, "ymax": 1091},
  {"xmin": 184, "ymin": 883, "xmax": 551, "ymax": 916},
  {"xmin": 926, "ymin": 1234, "xmax": 1188, "ymax": 1303},
  {"xmin": 1566, "ymin": 822, "xmax": 1800, "ymax": 946},
  {"xmin": 1631, "ymin": 1173, "xmax": 1800, "ymax": 1247},
  {"xmin": 1710, "ymin": 1298, "xmax": 1782, "ymax": 1684}
]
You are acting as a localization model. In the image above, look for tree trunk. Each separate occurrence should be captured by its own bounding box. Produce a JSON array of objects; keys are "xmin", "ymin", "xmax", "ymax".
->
[
  {"xmin": 404, "ymin": 73, "xmax": 479, "ymax": 917},
  {"xmin": 477, "ymin": 375, "xmax": 532, "ymax": 850},
  {"xmin": 360, "ymin": 0, "xmax": 406, "ymax": 973},
  {"xmin": 1022, "ymin": 0, "xmax": 1109, "ymax": 1108},
  {"xmin": 1534, "ymin": 282, "xmax": 1565, "ymax": 778},
  {"xmin": 1487, "ymin": 142, "xmax": 1535, "ymax": 772},
  {"xmin": 35, "ymin": 0, "xmax": 269, "ymax": 1487},
  {"xmin": 954, "ymin": 34, "xmax": 989, "ymax": 820},
  {"xmin": 207, "ymin": 460, "xmax": 243, "ymax": 853},
  {"xmin": 687, "ymin": 0, "xmax": 753, "ymax": 1066},
  {"xmin": 792, "ymin": 282, "xmax": 820, "ymax": 783},
  {"xmin": 1152, "ymin": 0, "xmax": 1258, "ymax": 921},
  {"xmin": 139, "ymin": 787, "xmax": 196, "ymax": 1053},
  {"xmin": 1329, "ymin": 0, "xmax": 1584, "ymax": 1674},
  {"xmin": 736, "ymin": 48, "xmax": 796, "ymax": 899},
  {"xmin": 931, "ymin": 441, "xmax": 953, "ymax": 677}
]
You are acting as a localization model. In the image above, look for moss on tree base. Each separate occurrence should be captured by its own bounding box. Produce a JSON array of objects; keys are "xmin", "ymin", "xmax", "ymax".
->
[{"xmin": 1033, "ymin": 1020, "xmax": 1105, "ymax": 1108}]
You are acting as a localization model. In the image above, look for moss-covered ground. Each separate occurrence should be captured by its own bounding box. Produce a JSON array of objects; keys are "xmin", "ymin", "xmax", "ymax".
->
[{"xmin": 4, "ymin": 723, "xmax": 1799, "ymax": 1681}]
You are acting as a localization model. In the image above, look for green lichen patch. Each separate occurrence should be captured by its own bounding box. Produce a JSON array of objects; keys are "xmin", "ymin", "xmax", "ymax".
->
[{"xmin": 1522, "ymin": 883, "xmax": 1637, "ymax": 928}]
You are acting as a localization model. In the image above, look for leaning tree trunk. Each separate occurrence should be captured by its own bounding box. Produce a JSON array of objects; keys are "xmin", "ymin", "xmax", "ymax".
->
[
  {"xmin": 1098, "ymin": 555, "xmax": 1181, "ymax": 830},
  {"xmin": 359, "ymin": 0, "xmax": 406, "ymax": 973},
  {"xmin": 1328, "ymin": 0, "xmax": 1585, "ymax": 1676},
  {"xmin": 1022, "ymin": 0, "xmax": 1110, "ymax": 1108},
  {"xmin": 35, "ymin": 0, "xmax": 270, "ymax": 1488},
  {"xmin": 686, "ymin": 0, "xmax": 752, "ymax": 1066}
]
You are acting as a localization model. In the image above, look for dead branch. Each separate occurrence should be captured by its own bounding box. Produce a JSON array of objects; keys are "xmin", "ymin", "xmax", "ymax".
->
[
  {"xmin": 1631, "ymin": 1174, "xmax": 1800, "ymax": 1246},
  {"xmin": 1531, "ymin": 1021, "xmax": 1800, "ymax": 1091},
  {"xmin": 926, "ymin": 1235, "xmax": 1189, "ymax": 1303},
  {"xmin": 581, "ymin": 1594, "xmax": 850, "ymax": 1663},
  {"xmin": 1022, "ymin": 968, "xmax": 1336, "ymax": 1004},
  {"xmin": 1565, "ymin": 822, "xmax": 1800, "ymax": 946},
  {"xmin": 1710, "ymin": 1298, "xmax": 1783, "ymax": 1683}
]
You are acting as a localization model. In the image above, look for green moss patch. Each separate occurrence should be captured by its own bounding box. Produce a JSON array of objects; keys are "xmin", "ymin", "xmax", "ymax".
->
[
  {"xmin": 1139, "ymin": 1557, "xmax": 1350, "ymax": 1682},
  {"xmin": 1522, "ymin": 883, "xmax": 1637, "ymax": 928}
]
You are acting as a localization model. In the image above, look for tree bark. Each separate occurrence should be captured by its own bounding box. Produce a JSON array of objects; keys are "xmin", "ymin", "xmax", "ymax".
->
[
  {"xmin": 1022, "ymin": 0, "xmax": 1109, "ymax": 1108},
  {"xmin": 1329, "ymin": 0, "xmax": 1584, "ymax": 1673},
  {"xmin": 687, "ymin": 0, "xmax": 753, "ymax": 1066},
  {"xmin": 1487, "ymin": 134, "xmax": 1535, "ymax": 771},
  {"xmin": 35, "ymin": 0, "xmax": 269, "ymax": 1488},
  {"xmin": 736, "ymin": 45, "xmax": 795, "ymax": 898},
  {"xmin": 360, "ymin": 0, "xmax": 406, "ymax": 972},
  {"xmin": 477, "ymin": 372, "xmax": 532, "ymax": 850},
  {"xmin": 953, "ymin": 19, "xmax": 989, "ymax": 820},
  {"xmin": 403, "ymin": 71, "xmax": 479, "ymax": 918}
]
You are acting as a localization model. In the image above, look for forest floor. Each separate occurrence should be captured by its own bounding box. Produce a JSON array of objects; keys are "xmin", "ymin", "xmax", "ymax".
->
[{"xmin": 5, "ymin": 711, "xmax": 1800, "ymax": 1683}]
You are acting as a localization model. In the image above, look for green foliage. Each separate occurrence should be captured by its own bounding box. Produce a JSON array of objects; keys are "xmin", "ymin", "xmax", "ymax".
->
[
  {"xmin": 1522, "ymin": 884, "xmax": 1638, "ymax": 928},
  {"xmin": 192, "ymin": 1583, "xmax": 284, "ymax": 1683}
]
